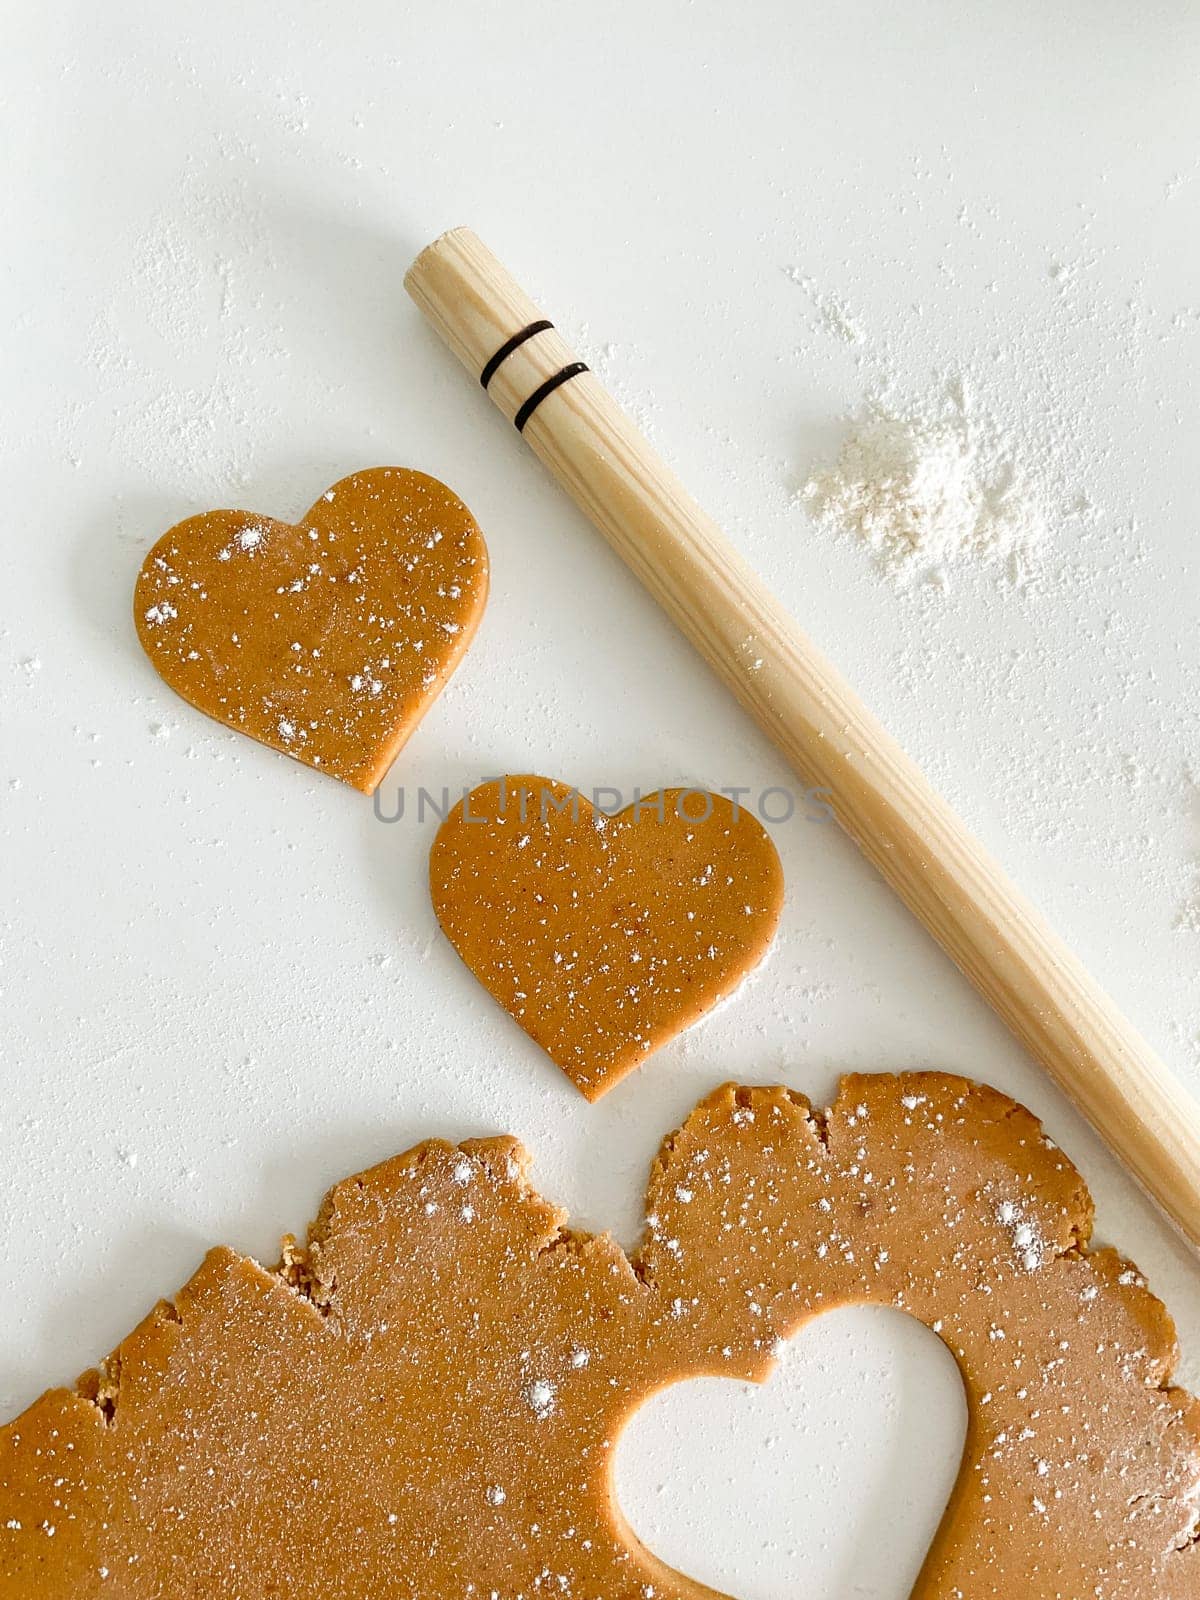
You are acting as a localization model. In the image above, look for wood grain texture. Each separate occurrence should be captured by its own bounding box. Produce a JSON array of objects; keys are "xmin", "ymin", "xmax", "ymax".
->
[{"xmin": 405, "ymin": 226, "xmax": 1200, "ymax": 1249}]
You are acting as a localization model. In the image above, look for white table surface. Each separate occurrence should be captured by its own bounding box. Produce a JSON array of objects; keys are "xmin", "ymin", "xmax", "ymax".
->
[{"xmin": 3, "ymin": 4, "xmax": 1199, "ymax": 1594}]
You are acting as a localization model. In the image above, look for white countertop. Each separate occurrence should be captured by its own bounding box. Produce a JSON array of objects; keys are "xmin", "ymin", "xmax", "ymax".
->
[{"xmin": 3, "ymin": 4, "xmax": 1199, "ymax": 1594}]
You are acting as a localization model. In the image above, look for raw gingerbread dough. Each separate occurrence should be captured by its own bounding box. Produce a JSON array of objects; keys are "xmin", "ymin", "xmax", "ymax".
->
[
  {"xmin": 2, "ymin": 1073, "xmax": 1197, "ymax": 1598},
  {"xmin": 134, "ymin": 468, "xmax": 488, "ymax": 793},
  {"xmin": 430, "ymin": 776, "xmax": 785, "ymax": 1098}
]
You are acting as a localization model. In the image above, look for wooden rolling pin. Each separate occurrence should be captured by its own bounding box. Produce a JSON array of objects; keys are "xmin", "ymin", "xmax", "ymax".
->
[{"xmin": 405, "ymin": 225, "xmax": 1200, "ymax": 1248}]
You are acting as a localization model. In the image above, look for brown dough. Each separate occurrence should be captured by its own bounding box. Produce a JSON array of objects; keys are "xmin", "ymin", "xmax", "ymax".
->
[
  {"xmin": 2, "ymin": 1073, "xmax": 1197, "ymax": 1598},
  {"xmin": 430, "ymin": 776, "xmax": 785, "ymax": 1098},
  {"xmin": 134, "ymin": 468, "xmax": 488, "ymax": 793}
]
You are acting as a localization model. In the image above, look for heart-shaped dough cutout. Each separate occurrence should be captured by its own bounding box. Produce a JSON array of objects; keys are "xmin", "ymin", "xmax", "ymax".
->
[
  {"xmin": 134, "ymin": 468, "xmax": 488, "ymax": 792},
  {"xmin": 430, "ymin": 776, "xmax": 785, "ymax": 1098}
]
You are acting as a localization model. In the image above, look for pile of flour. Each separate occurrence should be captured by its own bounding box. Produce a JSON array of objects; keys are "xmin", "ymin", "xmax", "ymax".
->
[{"xmin": 800, "ymin": 379, "xmax": 1048, "ymax": 583}]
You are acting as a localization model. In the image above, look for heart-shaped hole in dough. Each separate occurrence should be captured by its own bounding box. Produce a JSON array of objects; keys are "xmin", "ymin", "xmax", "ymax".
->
[{"xmin": 615, "ymin": 1305, "xmax": 966, "ymax": 1600}]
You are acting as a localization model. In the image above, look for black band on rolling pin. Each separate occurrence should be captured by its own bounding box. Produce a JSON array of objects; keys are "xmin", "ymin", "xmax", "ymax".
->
[
  {"xmin": 479, "ymin": 320, "xmax": 554, "ymax": 390},
  {"xmin": 513, "ymin": 363, "xmax": 589, "ymax": 433}
]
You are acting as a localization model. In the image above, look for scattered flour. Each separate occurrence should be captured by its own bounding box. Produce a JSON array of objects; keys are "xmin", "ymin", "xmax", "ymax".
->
[
  {"xmin": 800, "ymin": 379, "xmax": 1048, "ymax": 584},
  {"xmin": 525, "ymin": 1379, "xmax": 557, "ymax": 1419},
  {"xmin": 1176, "ymin": 768, "xmax": 1200, "ymax": 932},
  {"xmin": 783, "ymin": 266, "xmax": 865, "ymax": 346},
  {"xmin": 1179, "ymin": 814, "xmax": 1200, "ymax": 933},
  {"xmin": 84, "ymin": 152, "xmax": 282, "ymax": 495},
  {"xmin": 994, "ymin": 1197, "xmax": 1047, "ymax": 1273}
]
